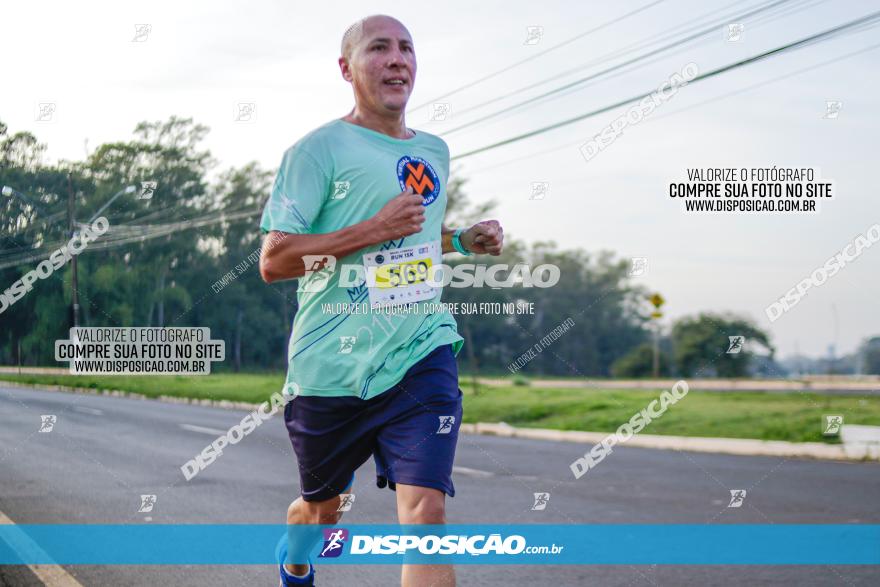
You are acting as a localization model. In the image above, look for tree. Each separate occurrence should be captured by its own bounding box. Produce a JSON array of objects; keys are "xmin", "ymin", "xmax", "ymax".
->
[
  {"xmin": 671, "ymin": 313, "xmax": 774, "ymax": 377},
  {"xmin": 861, "ymin": 336, "xmax": 880, "ymax": 375},
  {"xmin": 0, "ymin": 117, "xmax": 653, "ymax": 375},
  {"xmin": 443, "ymin": 240, "xmax": 650, "ymax": 377}
]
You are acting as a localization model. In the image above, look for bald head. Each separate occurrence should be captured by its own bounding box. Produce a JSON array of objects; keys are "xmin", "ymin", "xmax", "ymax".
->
[
  {"xmin": 338, "ymin": 14, "xmax": 416, "ymax": 114},
  {"xmin": 341, "ymin": 15, "xmax": 410, "ymax": 61}
]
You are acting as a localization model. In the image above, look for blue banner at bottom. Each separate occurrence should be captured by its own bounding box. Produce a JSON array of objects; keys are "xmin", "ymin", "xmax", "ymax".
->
[{"xmin": 1, "ymin": 525, "xmax": 877, "ymax": 565}]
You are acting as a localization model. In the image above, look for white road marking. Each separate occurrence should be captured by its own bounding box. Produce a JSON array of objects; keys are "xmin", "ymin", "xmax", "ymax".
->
[
  {"xmin": 180, "ymin": 423, "xmax": 227, "ymax": 436},
  {"xmin": 72, "ymin": 406, "xmax": 103, "ymax": 415},
  {"xmin": 452, "ymin": 466, "xmax": 538, "ymax": 481},
  {"xmin": 0, "ymin": 509, "xmax": 84, "ymax": 587},
  {"xmin": 452, "ymin": 466, "xmax": 495, "ymax": 478}
]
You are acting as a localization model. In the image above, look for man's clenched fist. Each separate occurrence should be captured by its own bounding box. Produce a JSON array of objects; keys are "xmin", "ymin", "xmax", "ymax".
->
[
  {"xmin": 371, "ymin": 187, "xmax": 426, "ymax": 240},
  {"xmin": 461, "ymin": 219, "xmax": 504, "ymax": 256}
]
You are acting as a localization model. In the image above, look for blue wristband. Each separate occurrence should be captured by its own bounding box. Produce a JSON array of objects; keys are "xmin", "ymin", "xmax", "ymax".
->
[{"xmin": 452, "ymin": 228, "xmax": 472, "ymax": 256}]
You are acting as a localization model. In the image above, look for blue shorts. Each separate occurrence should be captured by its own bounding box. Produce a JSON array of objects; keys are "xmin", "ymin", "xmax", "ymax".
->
[{"xmin": 284, "ymin": 344, "xmax": 462, "ymax": 502}]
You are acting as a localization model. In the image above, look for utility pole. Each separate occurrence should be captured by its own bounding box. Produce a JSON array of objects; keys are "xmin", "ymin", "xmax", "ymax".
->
[{"xmin": 67, "ymin": 173, "xmax": 79, "ymax": 328}]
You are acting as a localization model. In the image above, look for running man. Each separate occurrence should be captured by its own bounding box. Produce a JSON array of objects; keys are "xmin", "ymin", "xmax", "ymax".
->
[{"xmin": 259, "ymin": 14, "xmax": 504, "ymax": 587}]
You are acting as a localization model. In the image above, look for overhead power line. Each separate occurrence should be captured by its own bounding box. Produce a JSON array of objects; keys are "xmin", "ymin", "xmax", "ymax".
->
[
  {"xmin": 408, "ymin": 0, "xmax": 667, "ymax": 111},
  {"xmin": 470, "ymin": 39, "xmax": 880, "ymax": 175},
  {"xmin": 451, "ymin": 10, "xmax": 880, "ymax": 161},
  {"xmin": 446, "ymin": 0, "xmax": 819, "ymax": 124},
  {"xmin": 0, "ymin": 208, "xmax": 260, "ymax": 270},
  {"xmin": 441, "ymin": 0, "xmax": 796, "ymax": 136}
]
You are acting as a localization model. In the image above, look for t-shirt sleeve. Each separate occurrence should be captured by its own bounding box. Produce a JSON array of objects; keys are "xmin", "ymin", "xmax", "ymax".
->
[{"xmin": 260, "ymin": 146, "xmax": 329, "ymax": 235}]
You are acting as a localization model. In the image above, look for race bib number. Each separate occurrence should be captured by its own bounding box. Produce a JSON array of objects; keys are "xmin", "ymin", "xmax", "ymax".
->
[{"xmin": 362, "ymin": 241, "xmax": 441, "ymax": 308}]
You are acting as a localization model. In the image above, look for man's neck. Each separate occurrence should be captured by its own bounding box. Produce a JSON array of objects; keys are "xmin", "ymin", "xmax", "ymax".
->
[{"xmin": 343, "ymin": 108, "xmax": 413, "ymax": 139}]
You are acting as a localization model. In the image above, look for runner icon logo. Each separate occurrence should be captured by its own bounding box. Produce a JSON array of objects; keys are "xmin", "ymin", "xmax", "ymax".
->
[
  {"xmin": 531, "ymin": 493, "xmax": 550, "ymax": 511},
  {"xmin": 138, "ymin": 494, "xmax": 157, "ymax": 513},
  {"xmin": 39, "ymin": 415, "xmax": 57, "ymax": 432},
  {"xmin": 319, "ymin": 528, "xmax": 349, "ymax": 558},
  {"xmin": 299, "ymin": 255, "xmax": 336, "ymax": 292},
  {"xmin": 139, "ymin": 181, "xmax": 157, "ymax": 200},
  {"xmin": 338, "ymin": 336, "xmax": 356, "ymax": 354},
  {"xmin": 823, "ymin": 415, "xmax": 843, "ymax": 436},
  {"xmin": 437, "ymin": 416, "xmax": 456, "ymax": 434},
  {"xmin": 727, "ymin": 336, "xmax": 744, "ymax": 354},
  {"xmin": 727, "ymin": 490, "xmax": 746, "ymax": 508},
  {"xmin": 337, "ymin": 494, "xmax": 356, "ymax": 512},
  {"xmin": 331, "ymin": 181, "xmax": 350, "ymax": 200}
]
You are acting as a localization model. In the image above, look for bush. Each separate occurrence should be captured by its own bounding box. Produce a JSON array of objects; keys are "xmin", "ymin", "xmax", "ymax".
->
[
  {"xmin": 611, "ymin": 343, "xmax": 669, "ymax": 378},
  {"xmin": 511, "ymin": 374, "xmax": 531, "ymax": 386}
]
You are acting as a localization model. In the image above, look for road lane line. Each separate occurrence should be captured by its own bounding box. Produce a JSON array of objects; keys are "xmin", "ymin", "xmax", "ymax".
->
[
  {"xmin": 180, "ymin": 423, "xmax": 227, "ymax": 436},
  {"xmin": 0, "ymin": 509, "xmax": 84, "ymax": 587},
  {"xmin": 452, "ymin": 466, "xmax": 495, "ymax": 478},
  {"xmin": 72, "ymin": 406, "xmax": 103, "ymax": 415}
]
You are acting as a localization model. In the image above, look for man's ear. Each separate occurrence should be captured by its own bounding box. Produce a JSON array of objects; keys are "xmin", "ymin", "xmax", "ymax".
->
[{"xmin": 338, "ymin": 57, "xmax": 353, "ymax": 82}]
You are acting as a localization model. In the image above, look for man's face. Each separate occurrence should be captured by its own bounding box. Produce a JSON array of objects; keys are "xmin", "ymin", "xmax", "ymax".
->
[{"xmin": 341, "ymin": 17, "xmax": 416, "ymax": 114}]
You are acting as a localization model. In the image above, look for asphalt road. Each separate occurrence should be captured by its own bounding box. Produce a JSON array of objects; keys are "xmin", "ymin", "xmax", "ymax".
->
[{"xmin": 1, "ymin": 384, "xmax": 878, "ymax": 586}]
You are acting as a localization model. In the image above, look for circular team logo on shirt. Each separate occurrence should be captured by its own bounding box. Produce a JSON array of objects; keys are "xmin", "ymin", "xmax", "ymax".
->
[{"xmin": 397, "ymin": 156, "xmax": 440, "ymax": 206}]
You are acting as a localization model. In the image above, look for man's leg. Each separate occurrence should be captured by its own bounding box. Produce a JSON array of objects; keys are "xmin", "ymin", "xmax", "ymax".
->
[
  {"xmin": 370, "ymin": 345, "xmax": 461, "ymax": 585},
  {"xmin": 284, "ymin": 492, "xmax": 344, "ymax": 576},
  {"xmin": 282, "ymin": 390, "xmax": 372, "ymax": 578},
  {"xmin": 396, "ymin": 483, "xmax": 455, "ymax": 587}
]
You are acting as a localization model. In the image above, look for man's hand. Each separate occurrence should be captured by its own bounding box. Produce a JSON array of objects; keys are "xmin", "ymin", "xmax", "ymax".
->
[
  {"xmin": 370, "ymin": 187, "xmax": 425, "ymax": 241},
  {"xmin": 461, "ymin": 220, "xmax": 504, "ymax": 255}
]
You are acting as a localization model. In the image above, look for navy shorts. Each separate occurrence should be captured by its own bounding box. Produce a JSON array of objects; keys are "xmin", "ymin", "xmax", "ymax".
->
[{"xmin": 284, "ymin": 344, "xmax": 463, "ymax": 502}]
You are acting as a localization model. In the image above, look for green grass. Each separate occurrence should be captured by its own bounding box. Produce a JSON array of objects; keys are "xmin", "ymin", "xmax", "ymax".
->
[
  {"xmin": 0, "ymin": 373, "xmax": 285, "ymax": 404},
  {"xmin": 463, "ymin": 385, "xmax": 877, "ymax": 444},
  {"xmin": 2, "ymin": 373, "xmax": 876, "ymax": 443}
]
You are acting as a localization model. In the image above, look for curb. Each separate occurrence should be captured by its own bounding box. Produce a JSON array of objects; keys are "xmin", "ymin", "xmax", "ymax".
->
[
  {"xmin": 5, "ymin": 380, "xmax": 876, "ymax": 462},
  {"xmin": 459, "ymin": 423, "xmax": 876, "ymax": 462}
]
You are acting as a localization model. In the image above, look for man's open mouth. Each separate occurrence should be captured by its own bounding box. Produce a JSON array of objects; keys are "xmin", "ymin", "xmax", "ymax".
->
[{"xmin": 384, "ymin": 78, "xmax": 408, "ymax": 87}]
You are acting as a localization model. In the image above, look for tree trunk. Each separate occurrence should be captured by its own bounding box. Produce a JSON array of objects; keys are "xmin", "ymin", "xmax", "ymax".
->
[{"xmin": 156, "ymin": 269, "xmax": 166, "ymax": 327}]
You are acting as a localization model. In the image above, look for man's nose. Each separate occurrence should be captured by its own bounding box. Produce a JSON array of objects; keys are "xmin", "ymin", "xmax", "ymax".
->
[{"xmin": 385, "ymin": 47, "xmax": 408, "ymax": 68}]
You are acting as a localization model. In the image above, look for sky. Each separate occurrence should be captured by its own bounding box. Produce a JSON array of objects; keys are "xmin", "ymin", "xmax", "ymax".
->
[{"xmin": 2, "ymin": 0, "xmax": 878, "ymax": 359}]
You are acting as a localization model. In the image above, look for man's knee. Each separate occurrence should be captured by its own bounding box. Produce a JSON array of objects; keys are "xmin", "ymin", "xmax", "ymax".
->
[
  {"xmin": 399, "ymin": 491, "xmax": 446, "ymax": 524},
  {"xmin": 288, "ymin": 495, "xmax": 344, "ymax": 525}
]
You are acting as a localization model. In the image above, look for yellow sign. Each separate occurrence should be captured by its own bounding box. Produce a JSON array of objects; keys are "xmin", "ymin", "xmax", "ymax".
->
[{"xmin": 649, "ymin": 293, "xmax": 665, "ymax": 308}]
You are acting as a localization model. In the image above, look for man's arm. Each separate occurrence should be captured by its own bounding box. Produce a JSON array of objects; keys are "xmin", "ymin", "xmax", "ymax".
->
[
  {"xmin": 441, "ymin": 224, "xmax": 457, "ymax": 254},
  {"xmin": 260, "ymin": 222, "xmax": 379, "ymax": 284},
  {"xmin": 260, "ymin": 187, "xmax": 424, "ymax": 283},
  {"xmin": 441, "ymin": 221, "xmax": 504, "ymax": 256}
]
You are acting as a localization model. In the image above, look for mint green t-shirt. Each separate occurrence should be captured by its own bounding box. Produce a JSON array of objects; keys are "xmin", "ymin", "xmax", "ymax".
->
[{"xmin": 260, "ymin": 118, "xmax": 463, "ymax": 399}]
